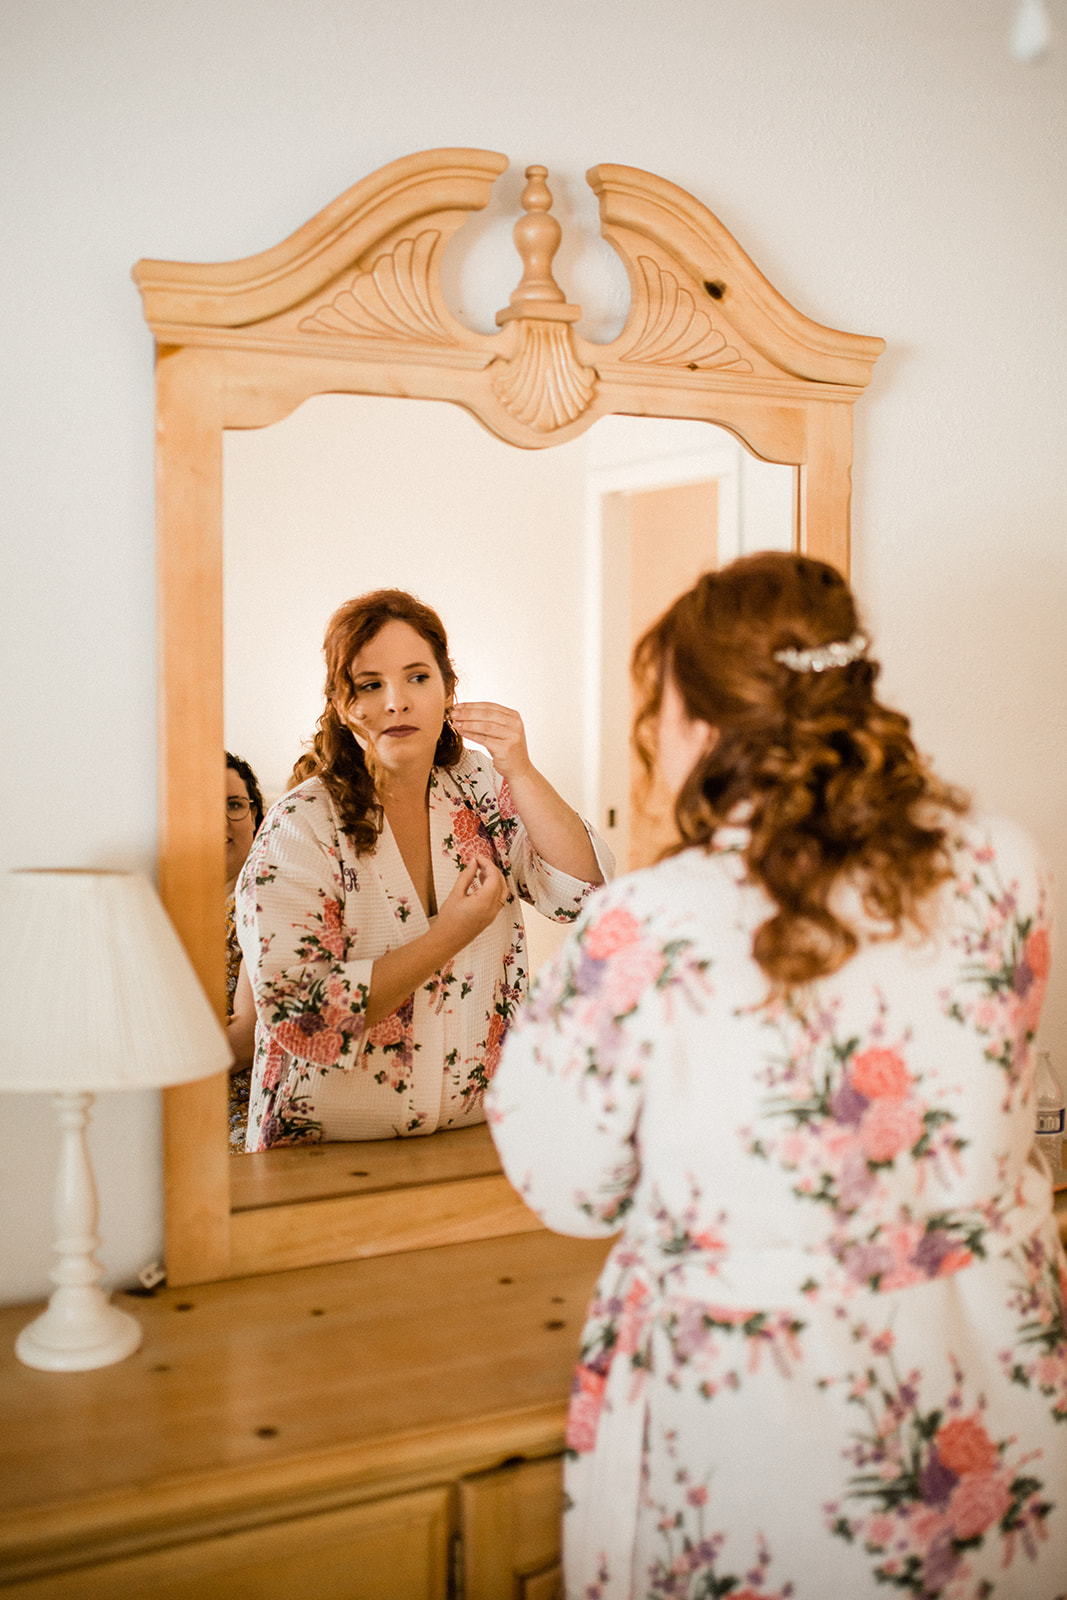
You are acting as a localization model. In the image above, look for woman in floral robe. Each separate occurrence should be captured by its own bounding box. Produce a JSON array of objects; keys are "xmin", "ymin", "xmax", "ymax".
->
[
  {"xmin": 488, "ymin": 553, "xmax": 1066, "ymax": 1600},
  {"xmin": 237, "ymin": 589, "xmax": 610, "ymax": 1148}
]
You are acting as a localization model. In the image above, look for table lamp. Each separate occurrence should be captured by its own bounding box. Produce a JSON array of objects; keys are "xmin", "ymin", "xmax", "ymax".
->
[{"xmin": 0, "ymin": 869, "xmax": 233, "ymax": 1371}]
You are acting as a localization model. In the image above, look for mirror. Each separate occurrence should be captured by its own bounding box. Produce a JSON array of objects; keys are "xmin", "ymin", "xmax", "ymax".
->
[
  {"xmin": 134, "ymin": 147, "xmax": 882, "ymax": 1284},
  {"xmin": 223, "ymin": 397, "xmax": 796, "ymax": 1210}
]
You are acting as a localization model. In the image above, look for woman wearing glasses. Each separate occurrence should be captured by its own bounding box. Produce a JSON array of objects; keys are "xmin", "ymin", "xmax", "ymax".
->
[{"xmin": 225, "ymin": 751, "xmax": 265, "ymax": 1153}]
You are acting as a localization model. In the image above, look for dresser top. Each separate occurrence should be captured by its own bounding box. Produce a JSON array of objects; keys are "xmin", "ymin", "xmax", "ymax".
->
[{"xmin": 0, "ymin": 1229, "xmax": 609, "ymax": 1574}]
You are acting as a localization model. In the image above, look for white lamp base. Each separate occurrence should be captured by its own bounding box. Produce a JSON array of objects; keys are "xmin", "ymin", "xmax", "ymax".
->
[
  {"xmin": 16, "ymin": 1287, "xmax": 142, "ymax": 1372},
  {"xmin": 16, "ymin": 1090, "xmax": 144, "ymax": 1372}
]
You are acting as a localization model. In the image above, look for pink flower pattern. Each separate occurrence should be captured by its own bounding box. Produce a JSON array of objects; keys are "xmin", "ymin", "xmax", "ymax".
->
[
  {"xmin": 825, "ymin": 1329, "xmax": 1052, "ymax": 1595},
  {"xmin": 641, "ymin": 1431, "xmax": 794, "ymax": 1599},
  {"xmin": 1000, "ymin": 1231, "xmax": 1067, "ymax": 1422},
  {"xmin": 941, "ymin": 829, "xmax": 1052, "ymax": 1110},
  {"xmin": 487, "ymin": 817, "xmax": 1066, "ymax": 1597},
  {"xmin": 749, "ymin": 995, "xmax": 986, "ymax": 1294}
]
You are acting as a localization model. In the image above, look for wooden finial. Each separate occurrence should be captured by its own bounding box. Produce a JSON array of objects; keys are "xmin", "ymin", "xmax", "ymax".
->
[{"xmin": 497, "ymin": 166, "xmax": 579, "ymax": 325}]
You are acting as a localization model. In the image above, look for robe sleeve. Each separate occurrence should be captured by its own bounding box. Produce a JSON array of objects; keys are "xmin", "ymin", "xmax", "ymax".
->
[
  {"xmin": 455, "ymin": 755, "xmax": 614, "ymax": 924},
  {"xmin": 487, "ymin": 883, "xmax": 658, "ymax": 1238},
  {"xmin": 235, "ymin": 793, "xmax": 371, "ymax": 1072}
]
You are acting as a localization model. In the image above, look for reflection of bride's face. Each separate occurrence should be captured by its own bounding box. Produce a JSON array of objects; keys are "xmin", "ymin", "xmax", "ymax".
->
[{"xmin": 343, "ymin": 619, "xmax": 450, "ymax": 776}]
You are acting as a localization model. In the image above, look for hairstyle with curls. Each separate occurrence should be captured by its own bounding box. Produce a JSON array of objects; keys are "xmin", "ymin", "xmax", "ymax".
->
[
  {"xmin": 290, "ymin": 588, "xmax": 464, "ymax": 852},
  {"xmin": 225, "ymin": 751, "xmax": 265, "ymax": 833},
  {"xmin": 632, "ymin": 551, "xmax": 969, "ymax": 990}
]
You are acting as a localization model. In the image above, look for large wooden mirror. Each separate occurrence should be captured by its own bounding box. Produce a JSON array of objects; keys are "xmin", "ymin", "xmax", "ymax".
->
[{"xmin": 134, "ymin": 148, "xmax": 883, "ymax": 1286}]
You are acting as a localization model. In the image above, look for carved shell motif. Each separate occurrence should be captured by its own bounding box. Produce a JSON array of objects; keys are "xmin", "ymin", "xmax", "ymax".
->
[
  {"xmin": 298, "ymin": 231, "xmax": 456, "ymax": 345},
  {"xmin": 620, "ymin": 257, "xmax": 752, "ymax": 371},
  {"xmin": 491, "ymin": 320, "xmax": 597, "ymax": 432}
]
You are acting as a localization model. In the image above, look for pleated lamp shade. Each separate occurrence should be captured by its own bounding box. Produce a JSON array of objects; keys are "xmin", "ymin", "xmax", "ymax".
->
[{"xmin": 0, "ymin": 868, "xmax": 231, "ymax": 1092}]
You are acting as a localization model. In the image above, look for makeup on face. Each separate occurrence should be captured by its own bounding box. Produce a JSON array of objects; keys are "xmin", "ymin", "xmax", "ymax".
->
[{"xmin": 344, "ymin": 619, "xmax": 450, "ymax": 769}]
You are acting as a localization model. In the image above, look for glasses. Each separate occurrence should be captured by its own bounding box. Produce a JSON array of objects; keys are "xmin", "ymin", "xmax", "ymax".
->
[{"xmin": 226, "ymin": 796, "xmax": 252, "ymax": 821}]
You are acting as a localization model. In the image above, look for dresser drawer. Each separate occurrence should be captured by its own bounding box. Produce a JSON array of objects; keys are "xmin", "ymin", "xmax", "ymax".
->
[{"xmin": 0, "ymin": 1486, "xmax": 451, "ymax": 1600}]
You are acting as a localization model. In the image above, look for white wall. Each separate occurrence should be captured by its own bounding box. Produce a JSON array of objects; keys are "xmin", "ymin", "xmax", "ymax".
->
[
  {"xmin": 224, "ymin": 395, "xmax": 591, "ymax": 808},
  {"xmin": 2, "ymin": 0, "xmax": 1064, "ymax": 1303}
]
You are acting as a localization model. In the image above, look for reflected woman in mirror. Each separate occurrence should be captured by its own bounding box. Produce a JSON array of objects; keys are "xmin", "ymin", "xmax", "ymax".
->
[
  {"xmin": 225, "ymin": 751, "xmax": 265, "ymax": 1153},
  {"xmin": 236, "ymin": 589, "xmax": 611, "ymax": 1148},
  {"xmin": 488, "ymin": 553, "xmax": 1067, "ymax": 1599}
]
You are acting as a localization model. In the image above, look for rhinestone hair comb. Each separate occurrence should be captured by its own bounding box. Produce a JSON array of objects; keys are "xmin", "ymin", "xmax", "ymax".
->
[{"xmin": 773, "ymin": 632, "xmax": 869, "ymax": 673}]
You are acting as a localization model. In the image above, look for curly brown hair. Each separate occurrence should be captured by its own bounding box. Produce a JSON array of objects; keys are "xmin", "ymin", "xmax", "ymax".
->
[
  {"xmin": 290, "ymin": 589, "xmax": 464, "ymax": 852},
  {"xmin": 632, "ymin": 552, "xmax": 968, "ymax": 988}
]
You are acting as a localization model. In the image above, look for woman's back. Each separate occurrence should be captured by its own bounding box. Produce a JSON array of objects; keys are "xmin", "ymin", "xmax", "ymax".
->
[
  {"xmin": 624, "ymin": 811, "xmax": 1050, "ymax": 1294},
  {"xmin": 489, "ymin": 811, "xmax": 1066, "ymax": 1598},
  {"xmin": 490, "ymin": 551, "xmax": 1066, "ymax": 1596}
]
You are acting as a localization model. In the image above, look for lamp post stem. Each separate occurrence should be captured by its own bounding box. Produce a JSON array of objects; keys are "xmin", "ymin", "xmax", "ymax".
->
[{"xmin": 15, "ymin": 1090, "xmax": 142, "ymax": 1371}]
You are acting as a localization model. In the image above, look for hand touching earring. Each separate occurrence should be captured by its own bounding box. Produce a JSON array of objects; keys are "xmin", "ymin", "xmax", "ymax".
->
[{"xmin": 450, "ymin": 703, "xmax": 531, "ymax": 782}]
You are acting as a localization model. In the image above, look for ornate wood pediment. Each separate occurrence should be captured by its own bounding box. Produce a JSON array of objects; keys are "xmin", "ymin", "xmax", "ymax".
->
[{"xmin": 134, "ymin": 147, "xmax": 882, "ymax": 457}]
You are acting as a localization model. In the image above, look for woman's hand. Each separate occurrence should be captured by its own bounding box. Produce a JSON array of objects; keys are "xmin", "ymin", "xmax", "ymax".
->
[
  {"xmin": 437, "ymin": 856, "xmax": 510, "ymax": 945},
  {"xmin": 364, "ymin": 857, "xmax": 509, "ymax": 1025},
  {"xmin": 453, "ymin": 701, "xmax": 605, "ymax": 888},
  {"xmin": 451, "ymin": 702, "xmax": 532, "ymax": 782}
]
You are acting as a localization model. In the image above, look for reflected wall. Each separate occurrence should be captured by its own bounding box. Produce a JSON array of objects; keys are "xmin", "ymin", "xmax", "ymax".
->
[{"xmin": 223, "ymin": 396, "xmax": 794, "ymax": 869}]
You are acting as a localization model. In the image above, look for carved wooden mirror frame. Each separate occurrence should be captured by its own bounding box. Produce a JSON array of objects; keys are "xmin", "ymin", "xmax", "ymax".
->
[{"xmin": 134, "ymin": 147, "xmax": 883, "ymax": 1286}]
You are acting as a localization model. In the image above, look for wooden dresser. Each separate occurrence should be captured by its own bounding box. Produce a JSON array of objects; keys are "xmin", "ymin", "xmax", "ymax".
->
[
  {"xmin": 0, "ymin": 1231, "xmax": 610, "ymax": 1599},
  {"xmin": 4, "ymin": 1196, "xmax": 1064, "ymax": 1598}
]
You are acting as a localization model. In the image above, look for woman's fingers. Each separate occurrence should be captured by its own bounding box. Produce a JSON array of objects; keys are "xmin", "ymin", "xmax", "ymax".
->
[
  {"xmin": 452, "ymin": 704, "xmax": 529, "ymax": 775},
  {"xmin": 454, "ymin": 701, "xmax": 516, "ymax": 718},
  {"xmin": 459, "ymin": 858, "xmax": 482, "ymax": 896},
  {"xmin": 457, "ymin": 857, "xmax": 507, "ymax": 905},
  {"xmin": 469, "ymin": 859, "xmax": 508, "ymax": 903},
  {"xmin": 452, "ymin": 702, "xmax": 521, "ymax": 736}
]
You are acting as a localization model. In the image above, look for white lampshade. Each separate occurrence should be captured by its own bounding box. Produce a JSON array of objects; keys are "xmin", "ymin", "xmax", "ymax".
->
[
  {"xmin": 0, "ymin": 868, "xmax": 232, "ymax": 1091},
  {"xmin": 0, "ymin": 868, "xmax": 232, "ymax": 1372}
]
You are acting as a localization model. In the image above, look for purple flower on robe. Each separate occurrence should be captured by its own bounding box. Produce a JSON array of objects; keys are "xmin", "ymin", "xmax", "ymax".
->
[
  {"xmin": 830, "ymin": 1079, "xmax": 870, "ymax": 1126},
  {"xmin": 575, "ymin": 951, "xmax": 606, "ymax": 995},
  {"xmin": 912, "ymin": 1228, "xmax": 955, "ymax": 1278},
  {"xmin": 837, "ymin": 1150, "xmax": 876, "ymax": 1210},
  {"xmin": 843, "ymin": 1241, "xmax": 895, "ymax": 1285},
  {"xmin": 919, "ymin": 1448, "xmax": 958, "ymax": 1508},
  {"xmin": 672, "ymin": 1303, "xmax": 713, "ymax": 1361},
  {"xmin": 923, "ymin": 1527, "xmax": 960, "ymax": 1590},
  {"xmin": 291, "ymin": 1010, "xmax": 327, "ymax": 1036}
]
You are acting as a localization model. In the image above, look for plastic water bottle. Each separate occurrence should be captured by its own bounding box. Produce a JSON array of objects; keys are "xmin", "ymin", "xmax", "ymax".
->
[{"xmin": 1034, "ymin": 1051, "xmax": 1066, "ymax": 1182}]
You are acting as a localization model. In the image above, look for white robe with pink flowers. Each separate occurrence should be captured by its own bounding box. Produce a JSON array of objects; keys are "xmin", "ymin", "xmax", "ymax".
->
[
  {"xmin": 488, "ymin": 811, "xmax": 1067, "ymax": 1600},
  {"xmin": 236, "ymin": 749, "xmax": 611, "ymax": 1147}
]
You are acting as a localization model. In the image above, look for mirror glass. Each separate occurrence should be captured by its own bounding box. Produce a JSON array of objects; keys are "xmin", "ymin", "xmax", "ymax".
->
[{"xmin": 223, "ymin": 396, "xmax": 794, "ymax": 1206}]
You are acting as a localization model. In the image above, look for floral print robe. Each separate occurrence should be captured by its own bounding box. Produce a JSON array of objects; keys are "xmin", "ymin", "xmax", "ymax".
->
[
  {"xmin": 488, "ymin": 813, "xmax": 1067, "ymax": 1599},
  {"xmin": 236, "ymin": 749, "xmax": 611, "ymax": 1147},
  {"xmin": 224, "ymin": 893, "xmax": 252, "ymax": 1154}
]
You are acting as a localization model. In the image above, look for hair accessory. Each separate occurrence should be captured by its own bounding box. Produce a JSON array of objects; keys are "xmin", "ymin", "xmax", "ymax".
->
[{"xmin": 774, "ymin": 631, "xmax": 869, "ymax": 673}]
